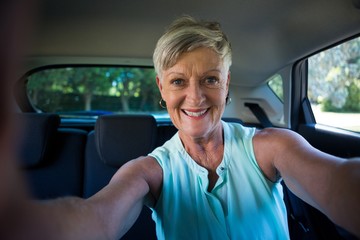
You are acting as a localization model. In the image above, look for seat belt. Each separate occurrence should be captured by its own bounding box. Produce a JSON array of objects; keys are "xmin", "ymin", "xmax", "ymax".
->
[{"xmin": 244, "ymin": 103, "xmax": 273, "ymax": 128}]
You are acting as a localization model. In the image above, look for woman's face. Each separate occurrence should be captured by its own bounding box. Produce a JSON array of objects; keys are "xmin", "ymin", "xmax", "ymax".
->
[{"xmin": 157, "ymin": 47, "xmax": 230, "ymax": 140}]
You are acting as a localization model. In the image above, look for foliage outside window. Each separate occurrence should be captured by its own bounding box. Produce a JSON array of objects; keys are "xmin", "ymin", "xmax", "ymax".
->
[
  {"xmin": 27, "ymin": 66, "xmax": 165, "ymax": 117},
  {"xmin": 268, "ymin": 74, "xmax": 284, "ymax": 102},
  {"xmin": 308, "ymin": 36, "xmax": 360, "ymax": 132}
]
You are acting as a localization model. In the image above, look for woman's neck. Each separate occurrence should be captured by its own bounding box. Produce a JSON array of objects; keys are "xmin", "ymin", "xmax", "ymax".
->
[{"xmin": 179, "ymin": 124, "xmax": 224, "ymax": 172}]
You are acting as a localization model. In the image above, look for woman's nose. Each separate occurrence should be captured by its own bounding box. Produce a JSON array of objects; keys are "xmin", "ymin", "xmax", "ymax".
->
[{"xmin": 187, "ymin": 82, "xmax": 205, "ymax": 105}]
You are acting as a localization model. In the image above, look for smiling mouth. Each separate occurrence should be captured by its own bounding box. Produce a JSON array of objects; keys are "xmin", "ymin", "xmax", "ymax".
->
[{"xmin": 183, "ymin": 109, "xmax": 208, "ymax": 117}]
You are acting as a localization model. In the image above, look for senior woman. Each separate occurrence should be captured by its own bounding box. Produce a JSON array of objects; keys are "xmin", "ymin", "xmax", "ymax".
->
[
  {"xmin": 150, "ymin": 16, "xmax": 288, "ymax": 239},
  {"xmin": 7, "ymin": 16, "xmax": 359, "ymax": 239}
]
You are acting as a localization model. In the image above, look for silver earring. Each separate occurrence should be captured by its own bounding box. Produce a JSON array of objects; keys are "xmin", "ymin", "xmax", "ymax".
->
[
  {"xmin": 226, "ymin": 94, "xmax": 232, "ymax": 105},
  {"xmin": 159, "ymin": 98, "xmax": 167, "ymax": 108}
]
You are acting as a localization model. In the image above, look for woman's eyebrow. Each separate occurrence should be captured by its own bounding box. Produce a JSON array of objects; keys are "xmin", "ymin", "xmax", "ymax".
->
[
  {"xmin": 164, "ymin": 71, "xmax": 186, "ymax": 78},
  {"xmin": 204, "ymin": 69, "xmax": 222, "ymax": 74},
  {"xmin": 165, "ymin": 68, "xmax": 222, "ymax": 78}
]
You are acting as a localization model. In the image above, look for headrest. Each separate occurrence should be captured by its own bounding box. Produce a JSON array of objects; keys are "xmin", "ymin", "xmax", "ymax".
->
[
  {"xmin": 95, "ymin": 114, "xmax": 157, "ymax": 167},
  {"xmin": 16, "ymin": 113, "xmax": 60, "ymax": 168}
]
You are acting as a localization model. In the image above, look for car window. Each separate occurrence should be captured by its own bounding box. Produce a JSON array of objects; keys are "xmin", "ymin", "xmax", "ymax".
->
[
  {"xmin": 308, "ymin": 36, "xmax": 360, "ymax": 132},
  {"xmin": 268, "ymin": 74, "xmax": 284, "ymax": 102},
  {"xmin": 26, "ymin": 66, "xmax": 166, "ymax": 118}
]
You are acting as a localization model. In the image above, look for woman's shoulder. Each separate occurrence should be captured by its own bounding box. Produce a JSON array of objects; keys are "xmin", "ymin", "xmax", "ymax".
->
[
  {"xmin": 254, "ymin": 127, "xmax": 303, "ymax": 147},
  {"xmin": 252, "ymin": 127, "xmax": 309, "ymax": 181},
  {"xmin": 223, "ymin": 121, "xmax": 256, "ymax": 140},
  {"xmin": 149, "ymin": 132, "xmax": 180, "ymax": 162}
]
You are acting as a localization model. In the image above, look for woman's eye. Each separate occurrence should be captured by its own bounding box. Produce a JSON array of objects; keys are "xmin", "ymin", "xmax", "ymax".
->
[
  {"xmin": 204, "ymin": 77, "xmax": 219, "ymax": 85},
  {"xmin": 171, "ymin": 79, "xmax": 184, "ymax": 85}
]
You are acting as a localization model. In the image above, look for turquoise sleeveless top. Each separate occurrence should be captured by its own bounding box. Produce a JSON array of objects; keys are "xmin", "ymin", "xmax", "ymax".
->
[{"xmin": 148, "ymin": 121, "xmax": 289, "ymax": 239}]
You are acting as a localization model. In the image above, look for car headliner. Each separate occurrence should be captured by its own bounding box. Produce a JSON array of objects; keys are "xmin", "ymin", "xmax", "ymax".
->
[{"xmin": 27, "ymin": 0, "xmax": 360, "ymax": 87}]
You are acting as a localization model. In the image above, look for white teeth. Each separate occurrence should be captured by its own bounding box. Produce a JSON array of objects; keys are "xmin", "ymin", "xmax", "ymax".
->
[{"xmin": 184, "ymin": 109, "xmax": 207, "ymax": 117}]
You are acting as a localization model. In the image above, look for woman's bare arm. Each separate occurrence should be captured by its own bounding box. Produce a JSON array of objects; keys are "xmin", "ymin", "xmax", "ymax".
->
[
  {"xmin": 254, "ymin": 128, "xmax": 360, "ymax": 237},
  {"xmin": 14, "ymin": 156, "xmax": 162, "ymax": 240}
]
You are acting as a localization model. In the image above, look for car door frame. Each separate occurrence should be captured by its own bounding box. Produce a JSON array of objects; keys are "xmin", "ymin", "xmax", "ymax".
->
[{"xmin": 287, "ymin": 55, "xmax": 360, "ymax": 239}]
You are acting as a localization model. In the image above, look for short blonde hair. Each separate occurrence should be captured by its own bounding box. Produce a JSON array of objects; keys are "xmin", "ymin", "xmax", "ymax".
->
[{"xmin": 153, "ymin": 15, "xmax": 232, "ymax": 77}]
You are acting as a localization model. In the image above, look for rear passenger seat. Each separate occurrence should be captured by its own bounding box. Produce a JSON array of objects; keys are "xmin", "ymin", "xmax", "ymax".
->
[{"xmin": 16, "ymin": 113, "xmax": 87, "ymax": 199}]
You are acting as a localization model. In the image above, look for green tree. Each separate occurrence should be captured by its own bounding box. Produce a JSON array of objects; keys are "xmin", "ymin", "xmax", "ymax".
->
[
  {"xmin": 138, "ymin": 69, "xmax": 161, "ymax": 111},
  {"xmin": 308, "ymin": 37, "xmax": 360, "ymax": 112},
  {"xmin": 68, "ymin": 67, "xmax": 112, "ymax": 111},
  {"xmin": 107, "ymin": 68, "xmax": 142, "ymax": 112},
  {"xmin": 28, "ymin": 68, "xmax": 72, "ymax": 109}
]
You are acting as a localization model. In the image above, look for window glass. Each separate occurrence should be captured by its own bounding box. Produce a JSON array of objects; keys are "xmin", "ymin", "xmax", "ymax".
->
[
  {"xmin": 268, "ymin": 74, "xmax": 284, "ymax": 102},
  {"xmin": 308, "ymin": 36, "xmax": 360, "ymax": 132},
  {"xmin": 26, "ymin": 66, "xmax": 166, "ymax": 118}
]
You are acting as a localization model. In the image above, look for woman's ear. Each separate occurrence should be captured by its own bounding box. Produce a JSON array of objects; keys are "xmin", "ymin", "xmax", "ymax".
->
[
  {"xmin": 156, "ymin": 76, "xmax": 166, "ymax": 100},
  {"xmin": 226, "ymin": 71, "xmax": 231, "ymax": 91},
  {"xmin": 156, "ymin": 76, "xmax": 163, "ymax": 92}
]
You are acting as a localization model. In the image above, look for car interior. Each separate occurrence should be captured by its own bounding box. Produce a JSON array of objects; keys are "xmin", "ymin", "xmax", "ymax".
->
[{"xmin": 12, "ymin": 0, "xmax": 360, "ymax": 239}]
